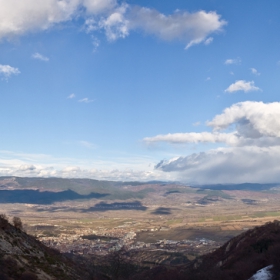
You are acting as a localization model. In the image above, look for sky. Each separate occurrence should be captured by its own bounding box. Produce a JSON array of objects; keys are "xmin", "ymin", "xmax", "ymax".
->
[{"xmin": 1, "ymin": 0, "xmax": 280, "ymax": 184}]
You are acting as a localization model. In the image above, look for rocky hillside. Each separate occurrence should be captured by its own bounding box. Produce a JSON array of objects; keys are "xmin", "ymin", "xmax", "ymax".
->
[
  {"xmin": 132, "ymin": 220, "xmax": 280, "ymax": 280},
  {"xmin": 185, "ymin": 220, "xmax": 280, "ymax": 279},
  {"xmin": 0, "ymin": 215, "xmax": 91, "ymax": 280}
]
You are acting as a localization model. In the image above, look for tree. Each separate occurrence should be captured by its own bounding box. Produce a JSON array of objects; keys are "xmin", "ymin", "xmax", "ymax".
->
[
  {"xmin": 0, "ymin": 214, "xmax": 9, "ymax": 229},
  {"xmin": 102, "ymin": 247, "xmax": 137, "ymax": 279},
  {"xmin": 12, "ymin": 217, "xmax": 23, "ymax": 230}
]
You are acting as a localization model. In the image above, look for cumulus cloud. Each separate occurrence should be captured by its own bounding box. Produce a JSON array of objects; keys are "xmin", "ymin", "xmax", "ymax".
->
[
  {"xmin": 98, "ymin": 4, "xmax": 129, "ymax": 41},
  {"xmin": 127, "ymin": 7, "xmax": 226, "ymax": 49},
  {"xmin": 78, "ymin": 97, "xmax": 94, "ymax": 103},
  {"xmin": 224, "ymin": 58, "xmax": 241, "ymax": 65},
  {"xmin": 207, "ymin": 102, "xmax": 280, "ymax": 137},
  {"xmin": 0, "ymin": 0, "xmax": 226, "ymax": 49},
  {"xmin": 146, "ymin": 101, "xmax": 280, "ymax": 148},
  {"xmin": 225, "ymin": 80, "xmax": 261, "ymax": 93},
  {"xmin": 0, "ymin": 64, "xmax": 20, "ymax": 79},
  {"xmin": 0, "ymin": 0, "xmax": 80, "ymax": 40},
  {"xmin": 32, "ymin": 52, "xmax": 49, "ymax": 61},
  {"xmin": 148, "ymin": 101, "xmax": 280, "ymax": 183},
  {"xmin": 155, "ymin": 146, "xmax": 280, "ymax": 184}
]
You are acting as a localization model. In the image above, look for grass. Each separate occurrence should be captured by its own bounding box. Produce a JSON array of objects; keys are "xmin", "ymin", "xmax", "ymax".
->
[
  {"xmin": 166, "ymin": 219, "xmax": 183, "ymax": 225},
  {"xmin": 251, "ymin": 211, "xmax": 280, "ymax": 218},
  {"xmin": 197, "ymin": 211, "xmax": 280, "ymax": 222}
]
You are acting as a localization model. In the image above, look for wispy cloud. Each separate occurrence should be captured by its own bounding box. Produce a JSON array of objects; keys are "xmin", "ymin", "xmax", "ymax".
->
[
  {"xmin": 0, "ymin": 64, "xmax": 20, "ymax": 79},
  {"xmin": 91, "ymin": 36, "xmax": 100, "ymax": 52},
  {"xmin": 79, "ymin": 141, "xmax": 96, "ymax": 149},
  {"xmin": 192, "ymin": 122, "xmax": 201, "ymax": 126},
  {"xmin": 204, "ymin": 37, "xmax": 213, "ymax": 45},
  {"xmin": 32, "ymin": 52, "xmax": 49, "ymax": 62},
  {"xmin": 79, "ymin": 98, "xmax": 94, "ymax": 103},
  {"xmin": 250, "ymin": 67, "xmax": 260, "ymax": 76},
  {"xmin": 224, "ymin": 58, "xmax": 241, "ymax": 65},
  {"xmin": 67, "ymin": 93, "xmax": 75, "ymax": 99},
  {"xmin": 225, "ymin": 80, "xmax": 261, "ymax": 93},
  {"xmin": 0, "ymin": 150, "xmax": 170, "ymax": 182}
]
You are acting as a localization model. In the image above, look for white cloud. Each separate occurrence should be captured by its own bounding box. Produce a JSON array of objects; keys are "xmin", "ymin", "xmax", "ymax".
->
[
  {"xmin": 145, "ymin": 101, "xmax": 280, "ymax": 148},
  {"xmin": 67, "ymin": 93, "xmax": 75, "ymax": 99},
  {"xmin": 0, "ymin": 150, "xmax": 171, "ymax": 181},
  {"xmin": 0, "ymin": 0, "xmax": 81, "ymax": 40},
  {"xmin": 251, "ymin": 67, "xmax": 260, "ymax": 76},
  {"xmin": 32, "ymin": 52, "xmax": 49, "ymax": 61},
  {"xmin": 0, "ymin": 163, "xmax": 168, "ymax": 181},
  {"xmin": 144, "ymin": 132, "xmax": 239, "ymax": 146},
  {"xmin": 98, "ymin": 4, "xmax": 129, "ymax": 41},
  {"xmin": 205, "ymin": 77, "xmax": 211, "ymax": 81},
  {"xmin": 207, "ymin": 101, "xmax": 280, "ymax": 138},
  {"xmin": 155, "ymin": 146, "xmax": 280, "ymax": 184},
  {"xmin": 83, "ymin": 0, "xmax": 117, "ymax": 14},
  {"xmin": 0, "ymin": 64, "xmax": 20, "ymax": 79},
  {"xmin": 204, "ymin": 37, "xmax": 213, "ymax": 45},
  {"xmin": 225, "ymin": 80, "xmax": 261, "ymax": 93},
  {"xmin": 127, "ymin": 7, "xmax": 226, "ymax": 49},
  {"xmin": 224, "ymin": 58, "xmax": 241, "ymax": 65},
  {"xmin": 18, "ymin": 164, "xmax": 37, "ymax": 171},
  {"xmin": 147, "ymin": 101, "xmax": 280, "ymax": 183},
  {"xmin": 0, "ymin": 0, "xmax": 226, "ymax": 49},
  {"xmin": 78, "ymin": 97, "xmax": 94, "ymax": 103}
]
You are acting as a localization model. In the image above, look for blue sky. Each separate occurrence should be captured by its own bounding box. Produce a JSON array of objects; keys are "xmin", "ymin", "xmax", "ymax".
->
[{"xmin": 1, "ymin": 0, "xmax": 280, "ymax": 183}]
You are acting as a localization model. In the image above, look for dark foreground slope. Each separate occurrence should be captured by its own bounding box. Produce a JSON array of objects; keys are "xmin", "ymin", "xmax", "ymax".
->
[
  {"xmin": 133, "ymin": 220, "xmax": 280, "ymax": 280},
  {"xmin": 0, "ymin": 216, "xmax": 93, "ymax": 280}
]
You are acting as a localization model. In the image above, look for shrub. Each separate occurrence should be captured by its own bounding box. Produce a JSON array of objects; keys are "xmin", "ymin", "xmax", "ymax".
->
[
  {"xmin": 20, "ymin": 271, "xmax": 38, "ymax": 280},
  {"xmin": 12, "ymin": 217, "xmax": 23, "ymax": 230},
  {"xmin": 0, "ymin": 214, "xmax": 9, "ymax": 229}
]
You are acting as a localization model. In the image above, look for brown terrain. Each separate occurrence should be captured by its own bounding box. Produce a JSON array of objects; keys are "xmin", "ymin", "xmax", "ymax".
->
[{"xmin": 1, "ymin": 177, "xmax": 280, "ymax": 278}]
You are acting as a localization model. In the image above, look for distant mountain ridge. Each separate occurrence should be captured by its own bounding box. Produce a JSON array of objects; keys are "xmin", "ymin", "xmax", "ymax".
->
[
  {"xmin": 191, "ymin": 183, "xmax": 280, "ymax": 191},
  {"xmin": 1, "ymin": 176, "xmax": 278, "ymax": 191}
]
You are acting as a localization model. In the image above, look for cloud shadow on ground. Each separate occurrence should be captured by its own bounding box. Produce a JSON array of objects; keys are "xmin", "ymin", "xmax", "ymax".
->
[
  {"xmin": 151, "ymin": 207, "xmax": 172, "ymax": 215},
  {"xmin": 0, "ymin": 189, "xmax": 109, "ymax": 204},
  {"xmin": 81, "ymin": 201, "xmax": 147, "ymax": 212}
]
